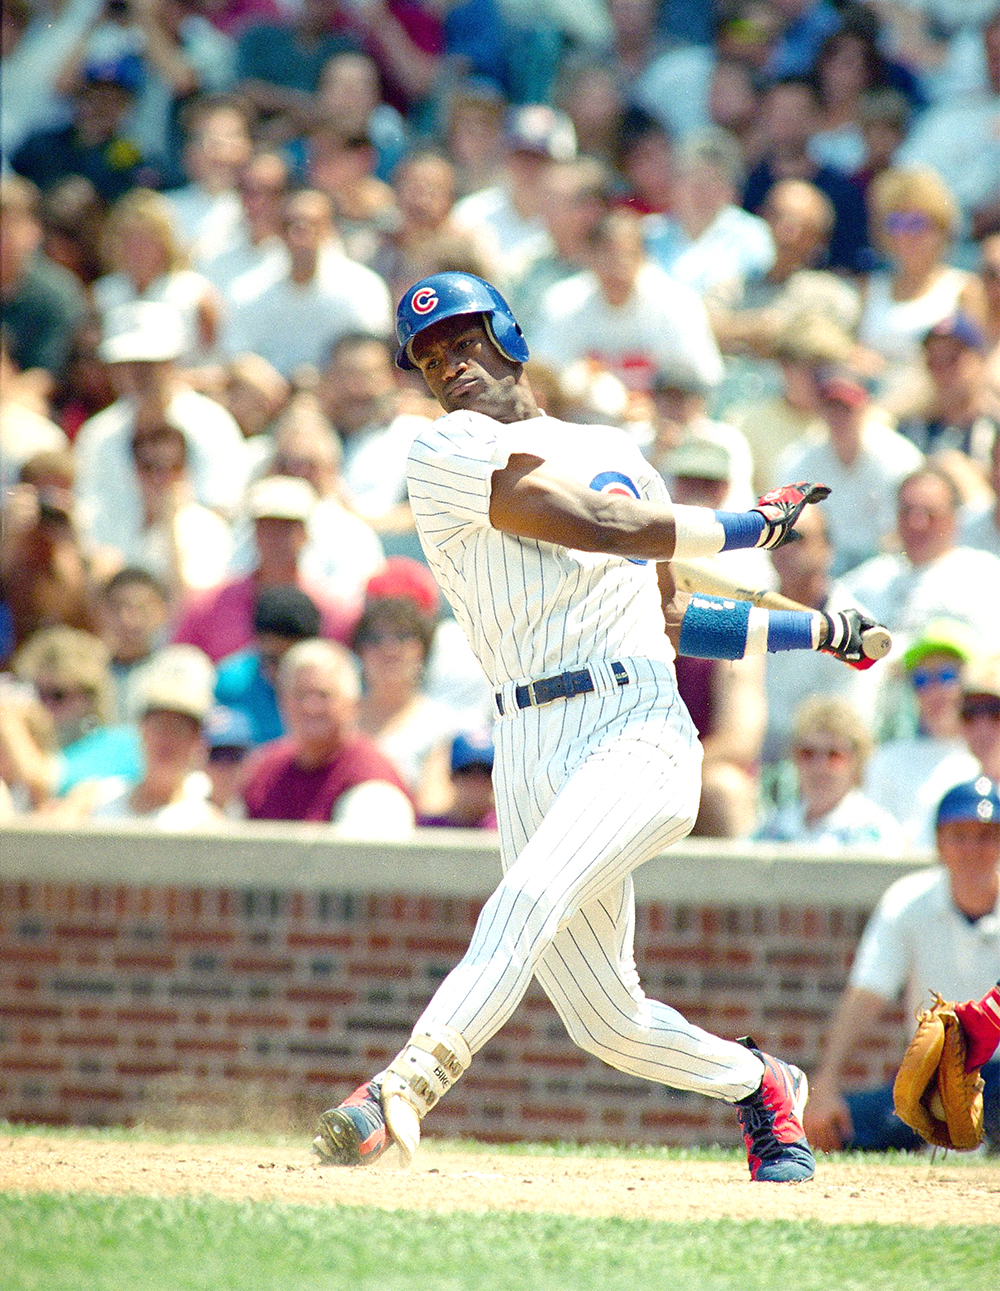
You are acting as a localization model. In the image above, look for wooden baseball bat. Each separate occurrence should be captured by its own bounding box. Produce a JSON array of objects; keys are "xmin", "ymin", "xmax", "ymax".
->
[{"xmin": 671, "ymin": 559, "xmax": 893, "ymax": 661}]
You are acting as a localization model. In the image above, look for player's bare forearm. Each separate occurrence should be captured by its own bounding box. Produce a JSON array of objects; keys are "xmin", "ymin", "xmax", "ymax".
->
[{"xmin": 490, "ymin": 454, "xmax": 679, "ymax": 559}]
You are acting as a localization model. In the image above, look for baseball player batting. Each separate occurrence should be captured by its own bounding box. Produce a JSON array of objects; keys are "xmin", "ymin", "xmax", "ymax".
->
[{"xmin": 313, "ymin": 272, "xmax": 889, "ymax": 1183}]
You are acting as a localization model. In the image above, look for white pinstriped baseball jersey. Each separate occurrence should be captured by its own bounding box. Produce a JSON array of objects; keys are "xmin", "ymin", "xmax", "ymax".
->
[{"xmin": 406, "ymin": 410, "xmax": 677, "ymax": 687}]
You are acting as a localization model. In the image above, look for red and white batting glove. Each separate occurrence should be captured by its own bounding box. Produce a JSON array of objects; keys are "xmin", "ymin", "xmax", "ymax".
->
[
  {"xmin": 752, "ymin": 481, "xmax": 831, "ymax": 550},
  {"xmin": 954, "ymin": 983, "xmax": 1000, "ymax": 1072},
  {"xmin": 819, "ymin": 608, "xmax": 882, "ymax": 671}
]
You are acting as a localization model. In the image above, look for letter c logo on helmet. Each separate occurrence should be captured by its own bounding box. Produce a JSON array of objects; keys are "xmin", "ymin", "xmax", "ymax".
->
[
  {"xmin": 395, "ymin": 272, "xmax": 530, "ymax": 371},
  {"xmin": 410, "ymin": 287, "xmax": 438, "ymax": 315}
]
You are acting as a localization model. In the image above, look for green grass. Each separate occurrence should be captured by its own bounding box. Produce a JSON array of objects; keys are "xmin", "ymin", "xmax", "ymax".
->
[
  {"xmin": 1, "ymin": 1192, "xmax": 998, "ymax": 1291},
  {"xmin": 3, "ymin": 1123, "xmax": 998, "ymax": 1291}
]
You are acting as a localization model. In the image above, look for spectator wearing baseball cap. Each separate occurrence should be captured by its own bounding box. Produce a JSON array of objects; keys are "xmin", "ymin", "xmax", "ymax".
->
[
  {"xmin": 774, "ymin": 361, "xmax": 923, "ymax": 577},
  {"xmin": 806, "ymin": 774, "xmax": 1000, "ymax": 1155},
  {"xmin": 203, "ymin": 705, "xmax": 253, "ymax": 818},
  {"xmin": 11, "ymin": 55, "xmax": 159, "ymax": 203},
  {"xmin": 73, "ymin": 301, "xmax": 250, "ymax": 566},
  {"xmin": 73, "ymin": 645, "xmax": 222, "ymax": 828},
  {"xmin": 863, "ymin": 620, "xmax": 982, "ymax": 848},
  {"xmin": 451, "ymin": 105, "xmax": 578, "ymax": 270},
  {"xmin": 171, "ymin": 476, "xmax": 354, "ymax": 665},
  {"xmin": 896, "ymin": 314, "xmax": 998, "ymax": 469},
  {"xmin": 419, "ymin": 731, "xmax": 497, "ymax": 830},
  {"xmin": 214, "ymin": 584, "xmax": 323, "ymax": 746}
]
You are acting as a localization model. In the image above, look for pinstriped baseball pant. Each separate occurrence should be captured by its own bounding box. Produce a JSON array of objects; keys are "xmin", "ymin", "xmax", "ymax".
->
[{"xmin": 414, "ymin": 658, "xmax": 765, "ymax": 1103}]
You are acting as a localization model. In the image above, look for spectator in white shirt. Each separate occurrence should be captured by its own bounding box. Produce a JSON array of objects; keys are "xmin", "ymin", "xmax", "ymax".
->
[
  {"xmin": 75, "ymin": 301, "xmax": 250, "ymax": 539},
  {"xmin": 92, "ymin": 188, "xmax": 222, "ymax": 365},
  {"xmin": 755, "ymin": 696, "xmax": 904, "ymax": 850},
  {"xmin": 775, "ymin": 362, "xmax": 924, "ymax": 576},
  {"xmin": 451, "ymin": 104, "xmax": 578, "ymax": 272},
  {"xmin": 197, "ymin": 150, "xmax": 290, "ymax": 297},
  {"xmin": 644, "ymin": 128, "xmax": 775, "ymax": 308},
  {"xmin": 894, "ymin": 11, "xmax": 1000, "ymax": 239},
  {"xmin": 843, "ymin": 465, "xmax": 1000, "ymax": 652},
  {"xmin": 864, "ymin": 620, "xmax": 982, "ymax": 848},
  {"xmin": 79, "ymin": 644, "xmax": 221, "ymax": 828},
  {"xmin": 223, "ymin": 189, "xmax": 393, "ymax": 379},
  {"xmin": 81, "ymin": 421, "xmax": 234, "ymax": 598},
  {"xmin": 165, "ymin": 96, "xmax": 251, "ymax": 264},
  {"xmin": 533, "ymin": 209, "xmax": 724, "ymax": 394},
  {"xmin": 262, "ymin": 396, "xmax": 385, "ymax": 611}
]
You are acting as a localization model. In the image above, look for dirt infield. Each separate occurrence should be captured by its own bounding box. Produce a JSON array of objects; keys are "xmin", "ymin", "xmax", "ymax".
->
[{"xmin": 3, "ymin": 1133, "xmax": 999, "ymax": 1226}]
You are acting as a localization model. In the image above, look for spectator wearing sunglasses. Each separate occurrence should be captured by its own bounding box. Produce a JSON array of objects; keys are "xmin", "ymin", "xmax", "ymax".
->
[
  {"xmin": 858, "ymin": 168, "xmax": 987, "ymax": 401},
  {"xmin": 755, "ymin": 696, "xmax": 903, "ymax": 849},
  {"xmin": 864, "ymin": 621, "xmax": 981, "ymax": 848}
]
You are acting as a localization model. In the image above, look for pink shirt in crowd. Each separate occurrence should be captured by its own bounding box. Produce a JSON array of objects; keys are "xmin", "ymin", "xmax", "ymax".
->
[
  {"xmin": 170, "ymin": 574, "xmax": 353, "ymax": 663},
  {"xmin": 242, "ymin": 734, "xmax": 412, "ymax": 822}
]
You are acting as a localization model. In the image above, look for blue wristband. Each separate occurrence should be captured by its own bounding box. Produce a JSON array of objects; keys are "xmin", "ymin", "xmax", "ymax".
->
[
  {"xmin": 713, "ymin": 510, "xmax": 765, "ymax": 551},
  {"xmin": 766, "ymin": 611, "xmax": 817, "ymax": 652},
  {"xmin": 679, "ymin": 594, "xmax": 752, "ymax": 660}
]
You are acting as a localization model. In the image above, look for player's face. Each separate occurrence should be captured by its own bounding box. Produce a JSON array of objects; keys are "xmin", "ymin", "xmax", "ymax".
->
[
  {"xmin": 410, "ymin": 315, "xmax": 521, "ymax": 417},
  {"xmin": 936, "ymin": 819, "xmax": 1000, "ymax": 875}
]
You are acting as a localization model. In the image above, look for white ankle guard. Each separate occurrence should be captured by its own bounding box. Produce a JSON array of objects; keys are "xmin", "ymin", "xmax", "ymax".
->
[{"xmin": 382, "ymin": 1025, "xmax": 471, "ymax": 1118}]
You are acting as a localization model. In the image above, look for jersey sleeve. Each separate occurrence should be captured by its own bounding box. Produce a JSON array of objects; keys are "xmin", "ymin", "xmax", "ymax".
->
[{"xmin": 406, "ymin": 412, "xmax": 502, "ymax": 528}]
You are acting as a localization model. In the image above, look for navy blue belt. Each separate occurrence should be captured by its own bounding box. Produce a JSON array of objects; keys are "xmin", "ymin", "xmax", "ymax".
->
[{"xmin": 495, "ymin": 661, "xmax": 629, "ymax": 716}]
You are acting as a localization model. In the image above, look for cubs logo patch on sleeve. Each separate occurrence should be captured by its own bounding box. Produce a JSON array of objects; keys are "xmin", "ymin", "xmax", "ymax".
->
[{"xmin": 590, "ymin": 471, "xmax": 646, "ymax": 565}]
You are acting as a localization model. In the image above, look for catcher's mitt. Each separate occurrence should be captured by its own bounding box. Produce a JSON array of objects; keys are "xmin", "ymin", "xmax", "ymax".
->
[{"xmin": 892, "ymin": 992, "xmax": 985, "ymax": 1150}]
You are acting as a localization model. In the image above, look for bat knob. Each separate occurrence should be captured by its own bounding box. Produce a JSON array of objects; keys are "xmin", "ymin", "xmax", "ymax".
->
[{"xmin": 861, "ymin": 626, "xmax": 892, "ymax": 660}]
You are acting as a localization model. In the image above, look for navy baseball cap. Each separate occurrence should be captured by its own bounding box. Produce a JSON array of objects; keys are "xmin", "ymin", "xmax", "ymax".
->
[
  {"xmin": 935, "ymin": 777, "xmax": 1000, "ymax": 827},
  {"xmin": 451, "ymin": 730, "xmax": 494, "ymax": 774},
  {"xmin": 204, "ymin": 705, "xmax": 253, "ymax": 752}
]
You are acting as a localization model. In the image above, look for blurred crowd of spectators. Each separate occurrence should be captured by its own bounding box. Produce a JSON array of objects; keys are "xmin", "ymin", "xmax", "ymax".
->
[{"xmin": 3, "ymin": 0, "xmax": 1000, "ymax": 843}]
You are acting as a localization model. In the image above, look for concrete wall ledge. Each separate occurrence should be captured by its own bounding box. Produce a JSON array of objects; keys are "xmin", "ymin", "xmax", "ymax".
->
[{"xmin": 0, "ymin": 822, "xmax": 935, "ymax": 906}]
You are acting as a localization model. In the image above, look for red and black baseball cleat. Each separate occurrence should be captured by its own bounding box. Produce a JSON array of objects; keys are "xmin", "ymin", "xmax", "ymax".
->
[
  {"xmin": 313, "ymin": 1078, "xmax": 388, "ymax": 1166},
  {"xmin": 735, "ymin": 1037, "xmax": 816, "ymax": 1183}
]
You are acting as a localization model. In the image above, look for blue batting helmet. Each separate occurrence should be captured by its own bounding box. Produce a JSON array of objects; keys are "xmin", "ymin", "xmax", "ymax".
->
[{"xmin": 395, "ymin": 272, "xmax": 529, "ymax": 371}]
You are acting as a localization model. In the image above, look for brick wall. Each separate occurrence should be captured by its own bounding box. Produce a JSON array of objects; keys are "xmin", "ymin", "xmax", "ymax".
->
[{"xmin": 0, "ymin": 827, "xmax": 914, "ymax": 1146}]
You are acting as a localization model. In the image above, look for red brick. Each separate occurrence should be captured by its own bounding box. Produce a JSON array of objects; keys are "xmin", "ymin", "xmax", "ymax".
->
[
  {"xmin": 520, "ymin": 1105, "xmax": 586, "ymax": 1124},
  {"xmin": 640, "ymin": 1110, "xmax": 711, "ymax": 1130},
  {"xmin": 115, "ymin": 1008, "xmax": 179, "ymax": 1026},
  {"xmin": 59, "ymin": 1085, "xmax": 125, "ymax": 1103},
  {"xmin": 285, "ymin": 987, "xmax": 354, "ymax": 1005},
  {"xmin": 0, "ymin": 1057, "xmax": 64, "ymax": 1073},
  {"xmin": 286, "ymin": 932, "xmax": 353, "ymax": 950},
  {"xmin": 174, "ymin": 1038, "xmax": 242, "ymax": 1055},
  {"xmin": 0, "ymin": 1004, "xmax": 62, "ymax": 1021},
  {"xmin": 168, "ymin": 929, "xmax": 236, "ymax": 945},
  {"xmin": 306, "ymin": 1016, "xmax": 328, "ymax": 1032},
  {"xmin": 0, "ymin": 946, "xmax": 60, "ymax": 965},
  {"xmin": 116, "ymin": 1061, "xmax": 180, "ymax": 1078},
  {"xmin": 112, "ymin": 954, "xmax": 176, "ymax": 972},
  {"xmin": 13, "ymin": 974, "xmax": 38, "ymax": 991},
  {"xmin": 346, "ymin": 961, "xmax": 413, "ymax": 980},
  {"xmin": 221, "ymin": 1065, "xmax": 290, "ymax": 1081},
  {"xmin": 57, "ymin": 1034, "xmax": 118, "ymax": 1048},
  {"xmin": 404, "ymin": 936, "xmax": 468, "ymax": 956},
  {"xmin": 226, "ymin": 1012, "xmax": 290, "ymax": 1029},
  {"xmin": 53, "ymin": 925, "xmax": 117, "ymax": 940},
  {"xmin": 520, "ymin": 1051, "xmax": 589, "ymax": 1069},
  {"xmin": 230, "ymin": 957, "xmax": 294, "ymax": 974}
]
